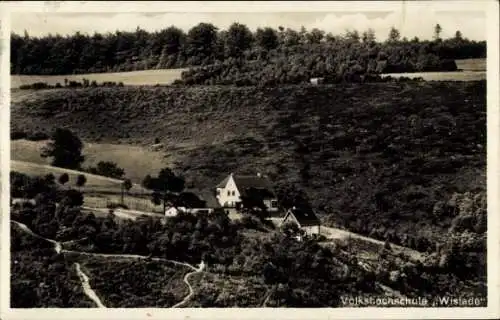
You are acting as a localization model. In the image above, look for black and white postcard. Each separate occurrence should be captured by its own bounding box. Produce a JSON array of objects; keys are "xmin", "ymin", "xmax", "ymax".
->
[{"xmin": 0, "ymin": 1, "xmax": 498, "ymax": 319}]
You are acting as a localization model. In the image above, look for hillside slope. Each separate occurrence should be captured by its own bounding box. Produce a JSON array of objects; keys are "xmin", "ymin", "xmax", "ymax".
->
[{"xmin": 11, "ymin": 81, "xmax": 486, "ymax": 245}]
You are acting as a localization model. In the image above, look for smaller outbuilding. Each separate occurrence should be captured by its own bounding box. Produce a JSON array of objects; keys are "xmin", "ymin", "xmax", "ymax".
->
[
  {"xmin": 281, "ymin": 206, "xmax": 321, "ymax": 236},
  {"xmin": 310, "ymin": 77, "xmax": 325, "ymax": 85}
]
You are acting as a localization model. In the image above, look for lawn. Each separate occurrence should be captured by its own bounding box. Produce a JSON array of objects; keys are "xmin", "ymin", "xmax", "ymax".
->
[
  {"xmin": 11, "ymin": 68, "xmax": 187, "ymax": 89},
  {"xmin": 382, "ymin": 58, "xmax": 486, "ymax": 81},
  {"xmin": 455, "ymin": 58, "xmax": 486, "ymax": 71},
  {"xmin": 11, "ymin": 139, "xmax": 174, "ymax": 184},
  {"xmin": 11, "ymin": 159, "xmax": 167, "ymax": 213},
  {"xmin": 381, "ymin": 70, "xmax": 486, "ymax": 81}
]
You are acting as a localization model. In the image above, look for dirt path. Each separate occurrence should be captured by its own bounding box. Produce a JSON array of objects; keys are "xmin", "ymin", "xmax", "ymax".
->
[
  {"xmin": 261, "ymin": 288, "xmax": 273, "ymax": 307},
  {"xmin": 269, "ymin": 217, "xmax": 424, "ymax": 261},
  {"xmin": 11, "ymin": 220, "xmax": 202, "ymax": 307},
  {"xmin": 171, "ymin": 261, "xmax": 205, "ymax": 308},
  {"xmin": 12, "ymin": 221, "xmax": 61, "ymax": 253},
  {"xmin": 319, "ymin": 225, "xmax": 424, "ymax": 261},
  {"xmin": 74, "ymin": 263, "xmax": 107, "ymax": 308}
]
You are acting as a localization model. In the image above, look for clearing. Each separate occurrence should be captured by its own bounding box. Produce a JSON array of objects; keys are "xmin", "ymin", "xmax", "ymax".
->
[
  {"xmin": 11, "ymin": 139, "xmax": 175, "ymax": 184},
  {"xmin": 11, "ymin": 68, "xmax": 187, "ymax": 89},
  {"xmin": 11, "ymin": 160, "xmax": 165, "ymax": 213},
  {"xmin": 382, "ymin": 58, "xmax": 486, "ymax": 81}
]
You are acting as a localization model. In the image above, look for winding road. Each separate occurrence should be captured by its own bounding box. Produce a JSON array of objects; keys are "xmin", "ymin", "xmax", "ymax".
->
[
  {"xmin": 171, "ymin": 261, "xmax": 205, "ymax": 308},
  {"xmin": 74, "ymin": 263, "xmax": 107, "ymax": 308},
  {"xmin": 11, "ymin": 220, "xmax": 204, "ymax": 308}
]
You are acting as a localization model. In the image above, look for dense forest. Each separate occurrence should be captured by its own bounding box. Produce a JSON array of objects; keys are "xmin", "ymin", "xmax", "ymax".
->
[{"xmin": 11, "ymin": 23, "xmax": 485, "ymax": 84}]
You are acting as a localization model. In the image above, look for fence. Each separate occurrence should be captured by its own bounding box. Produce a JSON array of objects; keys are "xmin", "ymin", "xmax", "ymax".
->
[{"xmin": 84, "ymin": 194, "xmax": 164, "ymax": 213}]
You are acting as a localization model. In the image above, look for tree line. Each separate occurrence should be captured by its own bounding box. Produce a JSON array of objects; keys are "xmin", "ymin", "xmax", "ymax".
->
[{"xmin": 11, "ymin": 23, "xmax": 485, "ymax": 81}]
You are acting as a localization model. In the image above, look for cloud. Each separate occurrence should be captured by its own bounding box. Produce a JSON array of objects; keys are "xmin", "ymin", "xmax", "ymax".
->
[
  {"xmin": 10, "ymin": 7, "xmax": 486, "ymax": 41},
  {"xmin": 307, "ymin": 10, "xmax": 485, "ymax": 41}
]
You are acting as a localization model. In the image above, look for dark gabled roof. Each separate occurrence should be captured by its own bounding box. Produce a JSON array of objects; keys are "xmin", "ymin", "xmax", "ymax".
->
[
  {"xmin": 240, "ymin": 187, "xmax": 275, "ymax": 199},
  {"xmin": 216, "ymin": 173, "xmax": 276, "ymax": 198},
  {"xmin": 216, "ymin": 175, "xmax": 231, "ymax": 188},
  {"xmin": 233, "ymin": 175, "xmax": 275, "ymax": 198},
  {"xmin": 285, "ymin": 207, "xmax": 320, "ymax": 227},
  {"xmin": 233, "ymin": 175, "xmax": 273, "ymax": 190},
  {"xmin": 197, "ymin": 189, "xmax": 221, "ymax": 208}
]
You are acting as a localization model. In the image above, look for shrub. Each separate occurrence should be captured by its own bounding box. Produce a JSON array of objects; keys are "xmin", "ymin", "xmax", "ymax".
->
[
  {"xmin": 11, "ymin": 130, "xmax": 27, "ymax": 140},
  {"xmin": 19, "ymin": 82, "xmax": 52, "ymax": 90},
  {"xmin": 26, "ymin": 131, "xmax": 50, "ymax": 141},
  {"xmin": 60, "ymin": 189, "xmax": 84, "ymax": 207},
  {"xmin": 87, "ymin": 161, "xmax": 125, "ymax": 179}
]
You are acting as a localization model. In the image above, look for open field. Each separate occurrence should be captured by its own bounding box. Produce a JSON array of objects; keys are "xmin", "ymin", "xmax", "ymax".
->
[
  {"xmin": 11, "ymin": 68, "xmax": 187, "ymax": 89},
  {"xmin": 11, "ymin": 139, "xmax": 174, "ymax": 184},
  {"xmin": 11, "ymin": 160, "xmax": 151, "ymax": 193},
  {"xmin": 11, "ymin": 160, "xmax": 167, "ymax": 212},
  {"xmin": 382, "ymin": 58, "xmax": 486, "ymax": 81},
  {"xmin": 455, "ymin": 58, "xmax": 486, "ymax": 71},
  {"xmin": 381, "ymin": 71, "xmax": 486, "ymax": 81}
]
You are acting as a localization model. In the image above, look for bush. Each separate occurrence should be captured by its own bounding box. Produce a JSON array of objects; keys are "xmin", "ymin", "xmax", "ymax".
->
[
  {"xmin": 60, "ymin": 189, "xmax": 84, "ymax": 207},
  {"xmin": 26, "ymin": 131, "xmax": 50, "ymax": 141},
  {"xmin": 19, "ymin": 82, "xmax": 52, "ymax": 90},
  {"xmin": 87, "ymin": 161, "xmax": 125, "ymax": 179},
  {"xmin": 58, "ymin": 173, "xmax": 69, "ymax": 185},
  {"xmin": 240, "ymin": 215, "xmax": 264, "ymax": 230},
  {"xmin": 11, "ymin": 130, "xmax": 27, "ymax": 140}
]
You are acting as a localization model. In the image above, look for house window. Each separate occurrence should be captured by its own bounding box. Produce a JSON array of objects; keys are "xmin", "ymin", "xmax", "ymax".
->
[
  {"xmin": 228, "ymin": 190, "xmax": 231, "ymax": 196},
  {"xmin": 232, "ymin": 191, "xmax": 235, "ymax": 196},
  {"xmin": 271, "ymin": 200, "xmax": 278, "ymax": 208}
]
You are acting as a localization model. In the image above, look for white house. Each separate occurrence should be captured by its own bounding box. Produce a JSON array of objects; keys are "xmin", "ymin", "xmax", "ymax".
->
[
  {"xmin": 215, "ymin": 173, "xmax": 279, "ymax": 213},
  {"xmin": 165, "ymin": 206, "xmax": 183, "ymax": 217},
  {"xmin": 165, "ymin": 206, "xmax": 214, "ymax": 217},
  {"xmin": 11, "ymin": 198, "xmax": 37, "ymax": 207},
  {"xmin": 281, "ymin": 207, "xmax": 321, "ymax": 236}
]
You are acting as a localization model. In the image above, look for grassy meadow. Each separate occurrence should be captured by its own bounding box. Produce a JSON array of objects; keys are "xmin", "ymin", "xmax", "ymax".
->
[
  {"xmin": 11, "ymin": 139, "xmax": 174, "ymax": 184},
  {"xmin": 11, "ymin": 68, "xmax": 187, "ymax": 89},
  {"xmin": 382, "ymin": 58, "xmax": 486, "ymax": 81}
]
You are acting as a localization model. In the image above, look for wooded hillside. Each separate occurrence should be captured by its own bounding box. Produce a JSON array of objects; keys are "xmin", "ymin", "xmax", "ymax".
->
[
  {"xmin": 11, "ymin": 81, "xmax": 486, "ymax": 250},
  {"xmin": 11, "ymin": 23, "xmax": 485, "ymax": 85}
]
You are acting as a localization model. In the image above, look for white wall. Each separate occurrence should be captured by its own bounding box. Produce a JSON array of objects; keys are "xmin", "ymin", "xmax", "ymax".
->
[
  {"xmin": 216, "ymin": 175, "xmax": 241, "ymax": 207},
  {"xmin": 263, "ymin": 199, "xmax": 279, "ymax": 212},
  {"xmin": 165, "ymin": 207, "xmax": 179, "ymax": 217},
  {"xmin": 302, "ymin": 225, "xmax": 321, "ymax": 235}
]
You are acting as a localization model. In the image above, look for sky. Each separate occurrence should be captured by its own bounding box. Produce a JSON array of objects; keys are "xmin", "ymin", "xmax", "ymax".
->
[{"xmin": 7, "ymin": 1, "xmax": 488, "ymax": 41}]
